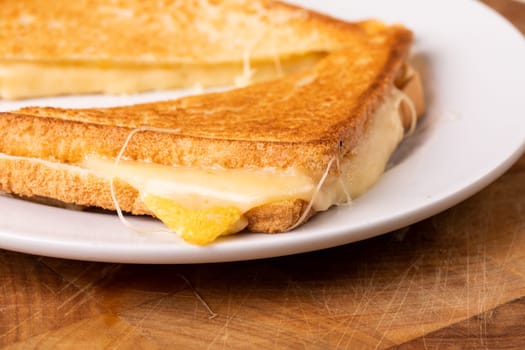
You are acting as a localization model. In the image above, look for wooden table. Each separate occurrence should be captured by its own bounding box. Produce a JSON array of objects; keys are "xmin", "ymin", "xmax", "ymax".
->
[{"xmin": 1, "ymin": 1, "xmax": 524, "ymax": 349}]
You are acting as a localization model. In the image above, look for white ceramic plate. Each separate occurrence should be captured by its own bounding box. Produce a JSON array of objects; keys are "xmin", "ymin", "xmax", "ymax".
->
[{"xmin": 0, "ymin": 0, "xmax": 524, "ymax": 263}]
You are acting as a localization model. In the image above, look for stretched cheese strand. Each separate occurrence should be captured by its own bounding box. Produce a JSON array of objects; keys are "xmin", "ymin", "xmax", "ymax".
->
[
  {"xmin": 399, "ymin": 89, "xmax": 418, "ymax": 135},
  {"xmin": 109, "ymin": 127, "xmax": 172, "ymax": 234},
  {"xmin": 287, "ymin": 156, "xmax": 337, "ymax": 231}
]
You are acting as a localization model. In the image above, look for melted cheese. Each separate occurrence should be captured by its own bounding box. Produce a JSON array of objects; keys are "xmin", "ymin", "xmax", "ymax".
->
[
  {"xmin": 80, "ymin": 89, "xmax": 406, "ymax": 244},
  {"xmin": 0, "ymin": 54, "xmax": 323, "ymax": 100},
  {"xmin": 143, "ymin": 195, "xmax": 247, "ymax": 245},
  {"xmin": 84, "ymin": 157, "xmax": 316, "ymax": 213}
]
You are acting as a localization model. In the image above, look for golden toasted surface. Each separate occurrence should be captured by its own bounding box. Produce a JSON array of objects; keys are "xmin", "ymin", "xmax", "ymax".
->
[
  {"xmin": 0, "ymin": 26, "xmax": 413, "ymax": 176},
  {"xmin": 1, "ymin": 0, "xmax": 376, "ymax": 64}
]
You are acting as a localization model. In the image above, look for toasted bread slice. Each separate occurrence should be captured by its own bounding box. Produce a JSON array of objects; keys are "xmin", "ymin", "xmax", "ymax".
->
[
  {"xmin": 0, "ymin": 24, "xmax": 424, "ymax": 244},
  {"xmin": 0, "ymin": 0, "xmax": 386, "ymax": 99}
]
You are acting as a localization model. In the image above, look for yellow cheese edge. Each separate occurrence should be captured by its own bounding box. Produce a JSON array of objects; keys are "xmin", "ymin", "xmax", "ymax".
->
[{"xmin": 0, "ymin": 54, "xmax": 324, "ymax": 100}]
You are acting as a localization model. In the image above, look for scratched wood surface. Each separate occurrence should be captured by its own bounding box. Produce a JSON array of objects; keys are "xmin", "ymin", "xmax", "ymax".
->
[{"xmin": 1, "ymin": 1, "xmax": 524, "ymax": 349}]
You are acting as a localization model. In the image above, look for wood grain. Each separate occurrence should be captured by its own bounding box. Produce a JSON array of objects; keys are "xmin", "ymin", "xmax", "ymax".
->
[
  {"xmin": 395, "ymin": 297, "xmax": 525, "ymax": 349},
  {"xmin": 0, "ymin": 1, "xmax": 524, "ymax": 349}
]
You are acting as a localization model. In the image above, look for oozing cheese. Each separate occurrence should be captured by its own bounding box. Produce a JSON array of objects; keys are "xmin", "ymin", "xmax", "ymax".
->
[
  {"xmin": 84, "ymin": 157, "xmax": 317, "ymax": 213},
  {"xmin": 80, "ymin": 88, "xmax": 406, "ymax": 244},
  {"xmin": 143, "ymin": 195, "xmax": 248, "ymax": 245},
  {"xmin": 0, "ymin": 54, "xmax": 323, "ymax": 100}
]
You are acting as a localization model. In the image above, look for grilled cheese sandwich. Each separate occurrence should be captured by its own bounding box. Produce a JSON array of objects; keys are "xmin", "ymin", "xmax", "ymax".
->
[
  {"xmin": 0, "ymin": 0, "xmax": 376, "ymax": 99},
  {"xmin": 0, "ymin": 84, "xmax": 413, "ymax": 244},
  {"xmin": 82, "ymin": 87, "xmax": 408, "ymax": 244},
  {"xmin": 0, "ymin": 1, "xmax": 425, "ymax": 245}
]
